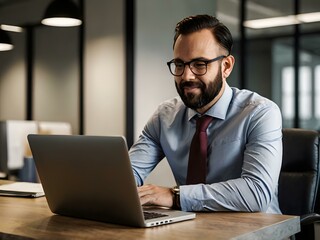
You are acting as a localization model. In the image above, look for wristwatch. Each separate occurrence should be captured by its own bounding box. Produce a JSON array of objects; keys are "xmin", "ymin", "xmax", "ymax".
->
[{"xmin": 171, "ymin": 186, "xmax": 181, "ymax": 210}]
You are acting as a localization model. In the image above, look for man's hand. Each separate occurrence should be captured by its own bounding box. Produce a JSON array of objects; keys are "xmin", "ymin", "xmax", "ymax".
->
[{"xmin": 137, "ymin": 184, "xmax": 174, "ymax": 208}]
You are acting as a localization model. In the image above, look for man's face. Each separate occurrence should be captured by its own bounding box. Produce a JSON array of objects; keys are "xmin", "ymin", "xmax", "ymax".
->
[
  {"xmin": 175, "ymin": 66, "xmax": 223, "ymax": 111},
  {"xmin": 173, "ymin": 29, "xmax": 225, "ymax": 112}
]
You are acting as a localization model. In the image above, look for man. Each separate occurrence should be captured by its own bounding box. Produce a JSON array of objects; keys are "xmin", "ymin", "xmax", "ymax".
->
[{"xmin": 129, "ymin": 15, "xmax": 282, "ymax": 213}]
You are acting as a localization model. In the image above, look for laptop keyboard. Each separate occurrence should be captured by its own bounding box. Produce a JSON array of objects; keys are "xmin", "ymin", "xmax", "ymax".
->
[{"xmin": 143, "ymin": 211, "xmax": 168, "ymax": 220}]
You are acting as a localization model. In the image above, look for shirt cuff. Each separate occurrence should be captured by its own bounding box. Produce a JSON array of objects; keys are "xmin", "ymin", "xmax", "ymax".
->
[{"xmin": 180, "ymin": 184, "xmax": 205, "ymax": 211}]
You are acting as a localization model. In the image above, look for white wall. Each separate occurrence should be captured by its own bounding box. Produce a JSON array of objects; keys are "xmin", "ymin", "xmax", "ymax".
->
[
  {"xmin": 135, "ymin": 0, "xmax": 216, "ymax": 186},
  {"xmin": 34, "ymin": 26, "xmax": 79, "ymax": 134},
  {"xmin": 0, "ymin": 45, "xmax": 25, "ymax": 120},
  {"xmin": 84, "ymin": 0, "xmax": 125, "ymax": 136}
]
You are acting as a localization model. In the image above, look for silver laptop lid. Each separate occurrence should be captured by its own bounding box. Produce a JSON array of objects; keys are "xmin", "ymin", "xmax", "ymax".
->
[{"xmin": 28, "ymin": 134, "xmax": 146, "ymax": 227}]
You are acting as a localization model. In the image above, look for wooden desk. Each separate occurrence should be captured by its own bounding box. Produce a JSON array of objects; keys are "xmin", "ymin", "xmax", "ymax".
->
[{"xmin": 0, "ymin": 184, "xmax": 300, "ymax": 240}]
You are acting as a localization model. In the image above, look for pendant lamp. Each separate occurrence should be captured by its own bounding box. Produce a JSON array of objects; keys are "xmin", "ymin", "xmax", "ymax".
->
[
  {"xmin": 41, "ymin": 0, "xmax": 82, "ymax": 27},
  {"xmin": 0, "ymin": 29, "xmax": 13, "ymax": 51}
]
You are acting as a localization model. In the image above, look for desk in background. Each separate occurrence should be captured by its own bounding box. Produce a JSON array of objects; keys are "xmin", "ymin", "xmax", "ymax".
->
[
  {"xmin": 0, "ymin": 181, "xmax": 300, "ymax": 240},
  {"xmin": 0, "ymin": 121, "xmax": 72, "ymax": 181}
]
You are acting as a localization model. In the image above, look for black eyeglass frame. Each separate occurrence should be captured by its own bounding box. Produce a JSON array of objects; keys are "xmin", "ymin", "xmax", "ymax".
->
[{"xmin": 166, "ymin": 55, "xmax": 226, "ymax": 77}]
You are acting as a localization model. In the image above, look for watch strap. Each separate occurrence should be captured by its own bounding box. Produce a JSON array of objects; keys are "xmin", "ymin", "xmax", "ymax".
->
[{"xmin": 171, "ymin": 186, "xmax": 181, "ymax": 210}]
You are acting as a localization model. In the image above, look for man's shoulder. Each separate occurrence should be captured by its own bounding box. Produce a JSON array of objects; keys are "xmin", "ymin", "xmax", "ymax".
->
[
  {"xmin": 152, "ymin": 97, "xmax": 189, "ymax": 124},
  {"xmin": 231, "ymin": 87, "xmax": 278, "ymax": 110},
  {"xmin": 157, "ymin": 96, "xmax": 186, "ymax": 112}
]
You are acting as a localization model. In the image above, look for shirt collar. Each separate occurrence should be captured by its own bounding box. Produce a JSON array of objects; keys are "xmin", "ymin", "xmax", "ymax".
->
[{"xmin": 187, "ymin": 82, "xmax": 233, "ymax": 121}]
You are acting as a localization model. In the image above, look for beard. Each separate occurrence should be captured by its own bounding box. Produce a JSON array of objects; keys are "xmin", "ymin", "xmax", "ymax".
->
[{"xmin": 175, "ymin": 68, "xmax": 223, "ymax": 110}]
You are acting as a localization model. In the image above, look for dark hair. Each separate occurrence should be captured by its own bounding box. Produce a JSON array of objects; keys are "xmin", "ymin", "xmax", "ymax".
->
[{"xmin": 173, "ymin": 15, "xmax": 233, "ymax": 55}]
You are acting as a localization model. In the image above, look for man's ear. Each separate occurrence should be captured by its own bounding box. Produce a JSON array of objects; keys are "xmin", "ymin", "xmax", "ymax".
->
[{"xmin": 221, "ymin": 55, "xmax": 235, "ymax": 79}]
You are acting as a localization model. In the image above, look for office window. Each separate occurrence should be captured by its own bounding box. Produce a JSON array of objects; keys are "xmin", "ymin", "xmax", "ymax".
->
[
  {"xmin": 316, "ymin": 65, "xmax": 320, "ymax": 119},
  {"xmin": 299, "ymin": 66, "xmax": 312, "ymax": 120},
  {"xmin": 281, "ymin": 66, "xmax": 312, "ymax": 120},
  {"xmin": 281, "ymin": 67, "xmax": 295, "ymax": 119}
]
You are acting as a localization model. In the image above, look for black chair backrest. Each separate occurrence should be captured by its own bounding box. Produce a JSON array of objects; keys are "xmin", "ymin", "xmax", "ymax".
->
[{"xmin": 279, "ymin": 128, "xmax": 320, "ymax": 216}]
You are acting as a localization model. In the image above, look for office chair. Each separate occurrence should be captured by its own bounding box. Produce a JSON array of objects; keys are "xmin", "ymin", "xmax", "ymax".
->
[{"xmin": 279, "ymin": 128, "xmax": 320, "ymax": 240}]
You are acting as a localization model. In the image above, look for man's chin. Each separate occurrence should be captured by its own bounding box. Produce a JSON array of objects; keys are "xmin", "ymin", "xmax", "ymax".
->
[{"xmin": 182, "ymin": 96, "xmax": 203, "ymax": 109}]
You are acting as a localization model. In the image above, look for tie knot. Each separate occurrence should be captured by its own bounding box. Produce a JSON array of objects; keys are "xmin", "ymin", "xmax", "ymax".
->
[{"xmin": 196, "ymin": 115, "xmax": 213, "ymax": 132}]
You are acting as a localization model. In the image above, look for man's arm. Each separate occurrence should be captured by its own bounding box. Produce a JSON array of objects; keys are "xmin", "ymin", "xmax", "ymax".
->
[{"xmin": 129, "ymin": 109, "xmax": 165, "ymax": 187}]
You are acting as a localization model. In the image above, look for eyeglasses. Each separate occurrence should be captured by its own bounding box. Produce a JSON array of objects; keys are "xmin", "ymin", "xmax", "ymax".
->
[{"xmin": 166, "ymin": 55, "xmax": 226, "ymax": 77}]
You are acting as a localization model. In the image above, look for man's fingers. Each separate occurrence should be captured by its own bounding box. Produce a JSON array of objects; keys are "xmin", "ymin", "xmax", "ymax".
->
[
  {"xmin": 137, "ymin": 184, "xmax": 156, "ymax": 204},
  {"xmin": 138, "ymin": 184, "xmax": 153, "ymax": 196},
  {"xmin": 137, "ymin": 185, "xmax": 173, "ymax": 207}
]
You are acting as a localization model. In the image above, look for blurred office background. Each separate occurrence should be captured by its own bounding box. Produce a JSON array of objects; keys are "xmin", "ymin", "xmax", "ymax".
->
[{"xmin": 0, "ymin": 0, "xmax": 319, "ymax": 183}]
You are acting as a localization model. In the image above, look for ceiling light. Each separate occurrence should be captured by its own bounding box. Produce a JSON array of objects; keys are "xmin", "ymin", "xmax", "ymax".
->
[
  {"xmin": 243, "ymin": 15, "xmax": 300, "ymax": 29},
  {"xmin": 41, "ymin": 0, "xmax": 82, "ymax": 27},
  {"xmin": 0, "ymin": 29, "xmax": 13, "ymax": 51},
  {"xmin": 244, "ymin": 12, "xmax": 320, "ymax": 29},
  {"xmin": 0, "ymin": 24, "xmax": 23, "ymax": 33},
  {"xmin": 297, "ymin": 12, "xmax": 320, "ymax": 23}
]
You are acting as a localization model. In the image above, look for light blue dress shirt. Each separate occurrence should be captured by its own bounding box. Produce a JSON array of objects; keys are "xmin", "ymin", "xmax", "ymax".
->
[{"xmin": 129, "ymin": 83, "xmax": 282, "ymax": 213}]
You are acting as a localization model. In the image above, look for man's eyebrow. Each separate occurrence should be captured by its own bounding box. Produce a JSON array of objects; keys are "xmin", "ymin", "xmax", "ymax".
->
[
  {"xmin": 173, "ymin": 57, "xmax": 208, "ymax": 62},
  {"xmin": 191, "ymin": 57, "xmax": 208, "ymax": 61},
  {"xmin": 173, "ymin": 58, "xmax": 183, "ymax": 62}
]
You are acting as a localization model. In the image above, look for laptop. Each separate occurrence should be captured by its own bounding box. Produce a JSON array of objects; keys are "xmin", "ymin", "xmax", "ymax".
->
[{"xmin": 27, "ymin": 134, "xmax": 195, "ymax": 227}]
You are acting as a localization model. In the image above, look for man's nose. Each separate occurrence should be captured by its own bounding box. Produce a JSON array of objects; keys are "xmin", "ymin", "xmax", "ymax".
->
[{"xmin": 181, "ymin": 64, "xmax": 195, "ymax": 80}]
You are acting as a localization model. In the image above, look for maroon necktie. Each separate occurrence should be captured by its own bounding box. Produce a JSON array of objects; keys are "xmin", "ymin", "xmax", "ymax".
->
[{"xmin": 186, "ymin": 115, "xmax": 213, "ymax": 184}]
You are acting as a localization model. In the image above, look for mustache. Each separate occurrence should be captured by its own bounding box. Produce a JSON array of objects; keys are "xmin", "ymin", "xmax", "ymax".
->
[{"xmin": 179, "ymin": 81, "xmax": 204, "ymax": 89}]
